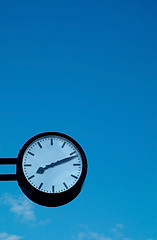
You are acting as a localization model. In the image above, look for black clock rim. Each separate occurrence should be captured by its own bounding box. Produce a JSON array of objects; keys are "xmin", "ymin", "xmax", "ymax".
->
[{"xmin": 17, "ymin": 132, "xmax": 87, "ymax": 207}]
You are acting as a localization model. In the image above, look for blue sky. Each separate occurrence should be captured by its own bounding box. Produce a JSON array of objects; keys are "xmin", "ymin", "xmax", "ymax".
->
[{"xmin": 0, "ymin": 0, "xmax": 156, "ymax": 240}]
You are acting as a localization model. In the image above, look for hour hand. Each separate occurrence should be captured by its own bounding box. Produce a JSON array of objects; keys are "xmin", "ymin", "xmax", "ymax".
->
[
  {"xmin": 36, "ymin": 162, "xmax": 55, "ymax": 174},
  {"xmin": 36, "ymin": 167, "xmax": 45, "ymax": 174}
]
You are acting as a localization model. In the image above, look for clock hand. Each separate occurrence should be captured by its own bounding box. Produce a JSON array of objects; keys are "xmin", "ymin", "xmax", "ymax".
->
[
  {"xmin": 36, "ymin": 155, "xmax": 78, "ymax": 174},
  {"xmin": 53, "ymin": 155, "xmax": 78, "ymax": 166}
]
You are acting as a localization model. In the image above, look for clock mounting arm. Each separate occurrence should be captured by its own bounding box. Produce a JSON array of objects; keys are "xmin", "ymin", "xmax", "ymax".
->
[{"xmin": 0, "ymin": 158, "xmax": 18, "ymax": 181}]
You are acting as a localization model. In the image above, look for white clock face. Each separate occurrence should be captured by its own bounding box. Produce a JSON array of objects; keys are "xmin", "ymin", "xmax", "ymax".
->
[{"xmin": 22, "ymin": 135, "xmax": 83, "ymax": 193}]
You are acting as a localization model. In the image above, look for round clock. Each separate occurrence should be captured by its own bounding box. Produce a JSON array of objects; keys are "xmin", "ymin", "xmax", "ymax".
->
[{"xmin": 17, "ymin": 132, "xmax": 87, "ymax": 207}]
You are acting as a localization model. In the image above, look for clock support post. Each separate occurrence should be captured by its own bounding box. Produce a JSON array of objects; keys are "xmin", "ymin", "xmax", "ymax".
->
[{"xmin": 0, "ymin": 158, "xmax": 17, "ymax": 181}]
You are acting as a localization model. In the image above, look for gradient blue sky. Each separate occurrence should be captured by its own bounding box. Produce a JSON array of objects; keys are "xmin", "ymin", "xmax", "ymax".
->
[{"xmin": 0, "ymin": 0, "xmax": 156, "ymax": 240}]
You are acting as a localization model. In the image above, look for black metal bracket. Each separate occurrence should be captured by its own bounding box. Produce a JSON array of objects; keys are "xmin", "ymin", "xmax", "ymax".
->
[{"xmin": 0, "ymin": 158, "xmax": 17, "ymax": 181}]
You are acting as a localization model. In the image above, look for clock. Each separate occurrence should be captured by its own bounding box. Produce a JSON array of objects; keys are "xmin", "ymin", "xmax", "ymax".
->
[{"xmin": 17, "ymin": 132, "xmax": 87, "ymax": 207}]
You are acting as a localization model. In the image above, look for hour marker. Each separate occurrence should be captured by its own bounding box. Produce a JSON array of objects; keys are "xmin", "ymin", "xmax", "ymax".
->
[
  {"xmin": 38, "ymin": 182, "xmax": 43, "ymax": 190},
  {"xmin": 63, "ymin": 182, "xmax": 68, "ymax": 189},
  {"xmin": 51, "ymin": 138, "xmax": 53, "ymax": 145},
  {"xmin": 62, "ymin": 142, "xmax": 66, "ymax": 148},
  {"xmin": 71, "ymin": 174, "xmax": 78, "ymax": 179},
  {"xmin": 28, "ymin": 151, "xmax": 34, "ymax": 156},
  {"xmin": 28, "ymin": 175, "xmax": 35, "ymax": 180},
  {"xmin": 37, "ymin": 142, "xmax": 42, "ymax": 148},
  {"xmin": 24, "ymin": 164, "xmax": 32, "ymax": 167},
  {"xmin": 52, "ymin": 185, "xmax": 55, "ymax": 193},
  {"xmin": 73, "ymin": 163, "xmax": 81, "ymax": 166},
  {"xmin": 70, "ymin": 151, "xmax": 76, "ymax": 155}
]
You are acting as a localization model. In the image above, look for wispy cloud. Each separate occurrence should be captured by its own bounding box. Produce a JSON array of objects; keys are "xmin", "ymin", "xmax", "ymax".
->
[
  {"xmin": 115, "ymin": 223, "xmax": 124, "ymax": 229},
  {"xmin": 73, "ymin": 224, "xmax": 112, "ymax": 240},
  {"xmin": 109, "ymin": 223, "xmax": 125, "ymax": 239},
  {"xmin": 73, "ymin": 224, "xmax": 153, "ymax": 240},
  {"xmin": 0, "ymin": 193, "xmax": 35, "ymax": 222},
  {"xmin": 78, "ymin": 232, "xmax": 110, "ymax": 240},
  {"xmin": 77, "ymin": 230, "xmax": 110, "ymax": 240},
  {"xmin": 0, "ymin": 193, "xmax": 51, "ymax": 226},
  {"xmin": 0, "ymin": 232, "xmax": 23, "ymax": 240}
]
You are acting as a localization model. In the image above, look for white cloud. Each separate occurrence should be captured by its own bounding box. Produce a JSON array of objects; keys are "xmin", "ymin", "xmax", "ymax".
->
[
  {"xmin": 77, "ymin": 230, "xmax": 111, "ymax": 240},
  {"xmin": 38, "ymin": 219, "xmax": 51, "ymax": 226},
  {"xmin": 74, "ymin": 225, "xmax": 112, "ymax": 240},
  {"xmin": 115, "ymin": 223, "xmax": 124, "ymax": 229},
  {"xmin": 78, "ymin": 232, "xmax": 86, "ymax": 240},
  {"xmin": 0, "ymin": 193, "xmax": 35, "ymax": 222},
  {"xmin": 0, "ymin": 193, "xmax": 51, "ymax": 226},
  {"xmin": 89, "ymin": 232, "xmax": 111, "ymax": 240},
  {"xmin": 73, "ymin": 223, "xmax": 150, "ymax": 240},
  {"xmin": 109, "ymin": 223, "xmax": 129, "ymax": 239},
  {"xmin": 75, "ymin": 224, "xmax": 154, "ymax": 240},
  {"xmin": 0, "ymin": 232, "xmax": 23, "ymax": 240}
]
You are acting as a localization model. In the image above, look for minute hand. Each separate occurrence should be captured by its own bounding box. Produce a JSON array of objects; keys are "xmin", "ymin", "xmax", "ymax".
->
[
  {"xmin": 36, "ymin": 155, "xmax": 78, "ymax": 174},
  {"xmin": 54, "ymin": 155, "xmax": 78, "ymax": 166}
]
